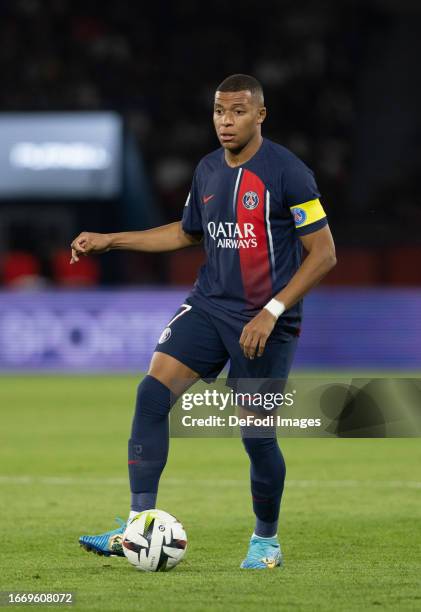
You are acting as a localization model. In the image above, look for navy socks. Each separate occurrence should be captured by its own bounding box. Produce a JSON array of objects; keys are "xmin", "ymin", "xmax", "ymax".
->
[
  {"xmin": 128, "ymin": 375, "xmax": 285, "ymax": 537},
  {"xmin": 241, "ymin": 436, "xmax": 286, "ymax": 538},
  {"xmin": 128, "ymin": 375, "xmax": 174, "ymax": 513}
]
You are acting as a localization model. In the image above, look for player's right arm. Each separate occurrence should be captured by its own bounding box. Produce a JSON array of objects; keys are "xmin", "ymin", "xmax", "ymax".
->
[{"xmin": 70, "ymin": 222, "xmax": 202, "ymax": 264}]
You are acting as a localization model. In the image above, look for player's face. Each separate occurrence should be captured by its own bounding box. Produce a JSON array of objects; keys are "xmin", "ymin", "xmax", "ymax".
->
[{"xmin": 213, "ymin": 90, "xmax": 266, "ymax": 152}]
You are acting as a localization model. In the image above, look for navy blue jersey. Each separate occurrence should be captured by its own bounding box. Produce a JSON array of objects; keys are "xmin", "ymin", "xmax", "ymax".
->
[{"xmin": 181, "ymin": 138, "xmax": 328, "ymax": 335}]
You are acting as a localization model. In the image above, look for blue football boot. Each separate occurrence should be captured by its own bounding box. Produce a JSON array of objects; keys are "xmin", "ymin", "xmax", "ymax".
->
[
  {"xmin": 240, "ymin": 534, "xmax": 282, "ymax": 569},
  {"xmin": 79, "ymin": 518, "xmax": 126, "ymax": 557}
]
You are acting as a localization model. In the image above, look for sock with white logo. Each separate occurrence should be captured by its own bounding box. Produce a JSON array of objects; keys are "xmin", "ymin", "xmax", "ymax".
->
[
  {"xmin": 241, "ymin": 436, "xmax": 285, "ymax": 539},
  {"xmin": 128, "ymin": 376, "xmax": 176, "ymax": 518}
]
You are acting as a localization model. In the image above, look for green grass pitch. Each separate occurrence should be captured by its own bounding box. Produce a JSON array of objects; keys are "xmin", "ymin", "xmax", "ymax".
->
[{"xmin": 1, "ymin": 375, "xmax": 421, "ymax": 611}]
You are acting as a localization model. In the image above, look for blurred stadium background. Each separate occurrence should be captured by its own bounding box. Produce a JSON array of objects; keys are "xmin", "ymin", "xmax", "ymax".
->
[{"xmin": 0, "ymin": 0, "xmax": 420, "ymax": 372}]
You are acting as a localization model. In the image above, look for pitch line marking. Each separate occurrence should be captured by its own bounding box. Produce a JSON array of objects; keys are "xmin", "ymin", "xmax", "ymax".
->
[{"xmin": 0, "ymin": 476, "xmax": 420, "ymax": 489}]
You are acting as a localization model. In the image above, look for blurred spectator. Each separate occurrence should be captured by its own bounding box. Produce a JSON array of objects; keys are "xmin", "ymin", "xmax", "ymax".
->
[
  {"xmin": 52, "ymin": 249, "xmax": 100, "ymax": 287},
  {"xmin": 2, "ymin": 251, "xmax": 45, "ymax": 289}
]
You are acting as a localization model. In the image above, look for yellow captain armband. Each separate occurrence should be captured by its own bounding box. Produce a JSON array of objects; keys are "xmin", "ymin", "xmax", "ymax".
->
[{"xmin": 290, "ymin": 198, "xmax": 326, "ymax": 229}]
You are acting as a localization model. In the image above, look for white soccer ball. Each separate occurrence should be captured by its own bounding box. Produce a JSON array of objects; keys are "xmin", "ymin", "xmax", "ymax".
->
[{"xmin": 122, "ymin": 509, "xmax": 187, "ymax": 572}]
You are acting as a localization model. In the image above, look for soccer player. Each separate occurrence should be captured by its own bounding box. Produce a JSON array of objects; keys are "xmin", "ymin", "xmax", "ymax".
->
[{"xmin": 71, "ymin": 74, "xmax": 336, "ymax": 569}]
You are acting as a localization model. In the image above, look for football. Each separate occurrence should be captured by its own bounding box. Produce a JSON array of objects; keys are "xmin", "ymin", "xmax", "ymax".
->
[{"xmin": 122, "ymin": 509, "xmax": 187, "ymax": 571}]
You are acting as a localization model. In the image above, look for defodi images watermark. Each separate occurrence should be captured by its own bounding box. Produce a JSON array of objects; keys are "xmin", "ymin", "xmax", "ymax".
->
[{"xmin": 169, "ymin": 378, "xmax": 421, "ymax": 437}]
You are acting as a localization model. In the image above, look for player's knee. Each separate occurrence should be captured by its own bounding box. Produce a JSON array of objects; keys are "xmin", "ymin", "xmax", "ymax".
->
[
  {"xmin": 134, "ymin": 375, "xmax": 173, "ymax": 420},
  {"xmin": 241, "ymin": 437, "xmax": 285, "ymax": 479},
  {"xmin": 241, "ymin": 435, "xmax": 277, "ymax": 455},
  {"xmin": 148, "ymin": 352, "xmax": 200, "ymax": 396}
]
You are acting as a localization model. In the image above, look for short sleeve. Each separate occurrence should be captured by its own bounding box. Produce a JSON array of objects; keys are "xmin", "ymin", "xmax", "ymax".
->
[
  {"xmin": 283, "ymin": 162, "xmax": 328, "ymax": 236},
  {"xmin": 181, "ymin": 170, "xmax": 204, "ymax": 235}
]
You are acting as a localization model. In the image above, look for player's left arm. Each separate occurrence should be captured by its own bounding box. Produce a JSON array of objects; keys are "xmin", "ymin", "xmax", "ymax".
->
[
  {"xmin": 273, "ymin": 224, "xmax": 336, "ymax": 312},
  {"xmin": 239, "ymin": 225, "xmax": 336, "ymax": 359}
]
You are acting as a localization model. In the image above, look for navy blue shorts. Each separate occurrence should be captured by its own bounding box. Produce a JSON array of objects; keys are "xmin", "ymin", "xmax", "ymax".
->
[{"xmin": 155, "ymin": 299, "xmax": 298, "ymax": 380}]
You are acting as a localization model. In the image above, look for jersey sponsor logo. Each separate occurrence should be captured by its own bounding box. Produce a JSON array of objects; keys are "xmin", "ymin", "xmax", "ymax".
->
[
  {"xmin": 242, "ymin": 191, "xmax": 259, "ymax": 210},
  {"xmin": 293, "ymin": 207, "xmax": 307, "ymax": 226},
  {"xmin": 158, "ymin": 327, "xmax": 172, "ymax": 344},
  {"xmin": 207, "ymin": 221, "xmax": 257, "ymax": 249},
  {"xmin": 202, "ymin": 194, "xmax": 215, "ymax": 204}
]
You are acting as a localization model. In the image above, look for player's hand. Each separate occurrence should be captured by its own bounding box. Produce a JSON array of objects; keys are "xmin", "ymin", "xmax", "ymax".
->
[
  {"xmin": 70, "ymin": 232, "xmax": 112, "ymax": 264},
  {"xmin": 239, "ymin": 309, "xmax": 277, "ymax": 359}
]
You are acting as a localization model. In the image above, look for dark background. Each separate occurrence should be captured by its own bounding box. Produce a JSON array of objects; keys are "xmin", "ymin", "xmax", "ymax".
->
[{"xmin": 1, "ymin": 0, "xmax": 420, "ymax": 287}]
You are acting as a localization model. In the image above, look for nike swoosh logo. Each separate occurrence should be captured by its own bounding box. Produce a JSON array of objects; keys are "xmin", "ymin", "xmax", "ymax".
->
[{"xmin": 203, "ymin": 194, "xmax": 215, "ymax": 204}]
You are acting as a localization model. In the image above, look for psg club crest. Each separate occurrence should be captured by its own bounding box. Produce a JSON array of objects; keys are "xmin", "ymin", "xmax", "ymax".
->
[
  {"xmin": 293, "ymin": 207, "xmax": 307, "ymax": 226},
  {"xmin": 242, "ymin": 191, "xmax": 259, "ymax": 210},
  {"xmin": 158, "ymin": 327, "xmax": 172, "ymax": 344}
]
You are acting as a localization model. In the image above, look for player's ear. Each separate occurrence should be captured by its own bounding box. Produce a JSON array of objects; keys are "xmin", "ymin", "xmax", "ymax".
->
[{"xmin": 257, "ymin": 106, "xmax": 266, "ymax": 124}]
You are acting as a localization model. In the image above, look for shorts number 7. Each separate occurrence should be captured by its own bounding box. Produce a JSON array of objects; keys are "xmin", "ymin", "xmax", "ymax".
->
[{"xmin": 167, "ymin": 303, "xmax": 192, "ymax": 328}]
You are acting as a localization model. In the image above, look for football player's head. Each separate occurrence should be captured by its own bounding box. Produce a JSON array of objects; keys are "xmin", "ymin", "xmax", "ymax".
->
[{"xmin": 214, "ymin": 74, "xmax": 266, "ymax": 153}]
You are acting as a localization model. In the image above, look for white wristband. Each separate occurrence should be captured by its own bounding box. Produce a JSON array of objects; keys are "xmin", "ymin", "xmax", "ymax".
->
[{"xmin": 264, "ymin": 298, "xmax": 286, "ymax": 320}]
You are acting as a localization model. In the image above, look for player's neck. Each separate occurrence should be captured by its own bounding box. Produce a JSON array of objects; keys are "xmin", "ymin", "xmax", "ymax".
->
[{"xmin": 224, "ymin": 134, "xmax": 263, "ymax": 168}]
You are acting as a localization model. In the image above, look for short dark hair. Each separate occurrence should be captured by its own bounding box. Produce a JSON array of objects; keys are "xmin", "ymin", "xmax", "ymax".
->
[{"xmin": 216, "ymin": 74, "xmax": 264, "ymax": 103}]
